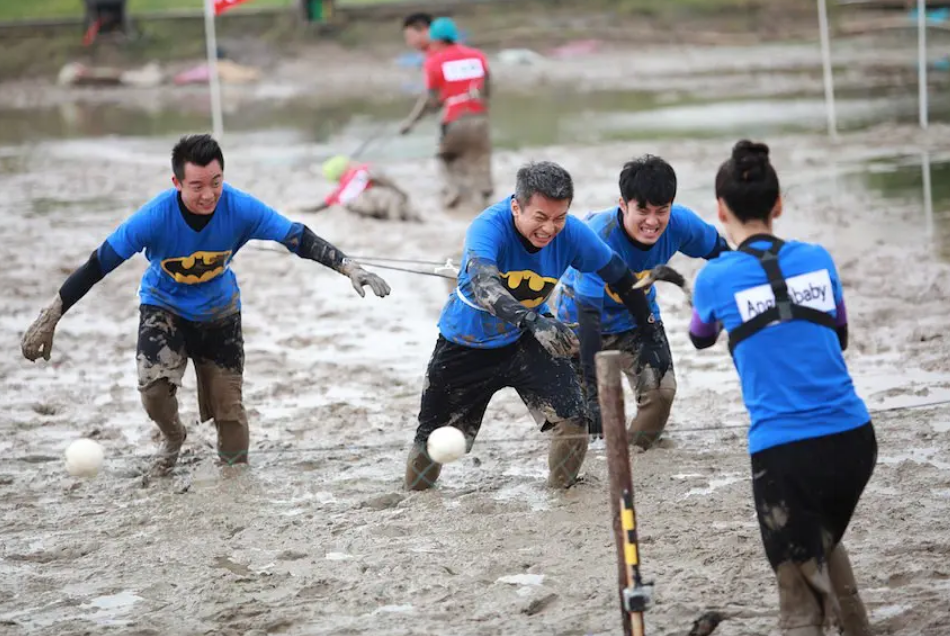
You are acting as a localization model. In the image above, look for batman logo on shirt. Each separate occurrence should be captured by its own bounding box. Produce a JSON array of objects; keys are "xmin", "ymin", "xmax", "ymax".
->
[
  {"xmin": 500, "ymin": 270, "xmax": 559, "ymax": 308},
  {"xmin": 161, "ymin": 250, "xmax": 232, "ymax": 285},
  {"xmin": 606, "ymin": 269, "xmax": 652, "ymax": 304}
]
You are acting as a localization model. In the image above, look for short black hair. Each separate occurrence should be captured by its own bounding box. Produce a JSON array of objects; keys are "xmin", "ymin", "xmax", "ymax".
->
[
  {"xmin": 515, "ymin": 161, "xmax": 574, "ymax": 207},
  {"xmin": 714, "ymin": 140, "xmax": 780, "ymax": 223},
  {"xmin": 171, "ymin": 134, "xmax": 224, "ymax": 181},
  {"xmin": 402, "ymin": 12, "xmax": 432, "ymax": 29},
  {"xmin": 619, "ymin": 154, "xmax": 677, "ymax": 208}
]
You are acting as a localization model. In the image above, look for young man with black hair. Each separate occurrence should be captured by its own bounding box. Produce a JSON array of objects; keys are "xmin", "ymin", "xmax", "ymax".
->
[
  {"xmin": 552, "ymin": 154, "xmax": 730, "ymax": 448},
  {"xmin": 401, "ymin": 12, "xmax": 433, "ymax": 54},
  {"xmin": 20, "ymin": 134, "xmax": 390, "ymax": 475},
  {"xmin": 404, "ymin": 161, "xmax": 663, "ymax": 491},
  {"xmin": 398, "ymin": 17, "xmax": 493, "ymax": 211}
]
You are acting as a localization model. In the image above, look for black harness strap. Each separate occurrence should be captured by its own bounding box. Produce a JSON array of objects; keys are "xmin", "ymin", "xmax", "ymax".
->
[{"xmin": 728, "ymin": 237, "xmax": 837, "ymax": 355}]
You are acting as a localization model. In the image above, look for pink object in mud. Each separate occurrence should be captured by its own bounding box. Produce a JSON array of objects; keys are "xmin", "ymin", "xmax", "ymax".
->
[
  {"xmin": 549, "ymin": 39, "xmax": 602, "ymax": 59},
  {"xmin": 174, "ymin": 64, "xmax": 211, "ymax": 85}
]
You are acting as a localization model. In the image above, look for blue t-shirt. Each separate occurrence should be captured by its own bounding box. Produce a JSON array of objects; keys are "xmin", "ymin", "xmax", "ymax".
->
[
  {"xmin": 554, "ymin": 204, "xmax": 720, "ymax": 334},
  {"xmin": 692, "ymin": 238, "xmax": 869, "ymax": 454},
  {"xmin": 438, "ymin": 196, "xmax": 616, "ymax": 348},
  {"xmin": 105, "ymin": 184, "xmax": 294, "ymax": 322}
]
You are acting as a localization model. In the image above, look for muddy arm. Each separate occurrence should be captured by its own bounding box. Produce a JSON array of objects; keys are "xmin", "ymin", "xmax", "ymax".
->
[
  {"xmin": 468, "ymin": 258, "xmax": 532, "ymax": 326},
  {"xmin": 401, "ymin": 90, "xmax": 440, "ymax": 131},
  {"xmin": 283, "ymin": 223, "xmax": 347, "ymax": 273}
]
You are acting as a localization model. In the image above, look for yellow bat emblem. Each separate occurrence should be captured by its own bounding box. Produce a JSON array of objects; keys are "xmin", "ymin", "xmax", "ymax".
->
[
  {"xmin": 161, "ymin": 250, "xmax": 232, "ymax": 284},
  {"xmin": 500, "ymin": 270, "xmax": 559, "ymax": 308},
  {"xmin": 606, "ymin": 269, "xmax": 652, "ymax": 304}
]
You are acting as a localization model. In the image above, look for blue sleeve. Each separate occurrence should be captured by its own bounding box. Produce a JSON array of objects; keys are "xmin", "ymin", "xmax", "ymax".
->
[
  {"xmin": 96, "ymin": 241, "xmax": 125, "ymax": 275},
  {"xmin": 239, "ymin": 194, "xmax": 294, "ymax": 243},
  {"xmin": 692, "ymin": 266, "xmax": 718, "ymax": 324},
  {"xmin": 674, "ymin": 206, "xmax": 722, "ymax": 259},
  {"xmin": 567, "ymin": 216, "xmax": 614, "ymax": 273},
  {"xmin": 463, "ymin": 215, "xmax": 504, "ymax": 265},
  {"xmin": 104, "ymin": 207, "xmax": 154, "ymax": 260}
]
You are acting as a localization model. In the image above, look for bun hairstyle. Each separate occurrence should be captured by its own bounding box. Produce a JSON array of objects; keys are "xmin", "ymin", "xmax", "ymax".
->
[{"xmin": 714, "ymin": 139, "xmax": 780, "ymax": 223}]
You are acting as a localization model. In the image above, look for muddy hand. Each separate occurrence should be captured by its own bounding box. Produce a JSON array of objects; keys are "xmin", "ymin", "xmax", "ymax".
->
[
  {"xmin": 636, "ymin": 325, "xmax": 672, "ymax": 378},
  {"xmin": 21, "ymin": 295, "xmax": 64, "ymax": 362},
  {"xmin": 526, "ymin": 314, "xmax": 579, "ymax": 358},
  {"xmin": 342, "ymin": 261, "xmax": 391, "ymax": 298}
]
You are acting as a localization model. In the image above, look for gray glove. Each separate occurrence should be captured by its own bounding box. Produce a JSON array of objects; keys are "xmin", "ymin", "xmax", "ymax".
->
[
  {"xmin": 341, "ymin": 259, "xmax": 391, "ymax": 298},
  {"xmin": 21, "ymin": 295, "xmax": 64, "ymax": 362},
  {"xmin": 523, "ymin": 312, "xmax": 578, "ymax": 358}
]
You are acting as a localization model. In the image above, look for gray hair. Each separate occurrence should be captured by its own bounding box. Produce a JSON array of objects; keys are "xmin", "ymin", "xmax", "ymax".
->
[{"xmin": 515, "ymin": 161, "xmax": 574, "ymax": 207}]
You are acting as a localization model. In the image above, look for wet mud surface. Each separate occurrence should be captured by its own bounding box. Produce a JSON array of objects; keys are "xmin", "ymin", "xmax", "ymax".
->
[{"xmin": 1, "ymin": 41, "xmax": 950, "ymax": 635}]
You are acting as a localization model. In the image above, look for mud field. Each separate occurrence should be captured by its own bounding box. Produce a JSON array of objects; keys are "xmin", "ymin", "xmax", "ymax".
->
[{"xmin": 2, "ymin": 21, "xmax": 950, "ymax": 636}]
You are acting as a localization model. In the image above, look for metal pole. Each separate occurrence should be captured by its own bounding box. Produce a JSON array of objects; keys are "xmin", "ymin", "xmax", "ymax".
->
[
  {"xmin": 597, "ymin": 350, "xmax": 644, "ymax": 636},
  {"xmin": 204, "ymin": 0, "xmax": 225, "ymax": 140},
  {"xmin": 817, "ymin": 0, "xmax": 839, "ymax": 140},
  {"xmin": 918, "ymin": 0, "xmax": 929, "ymax": 129}
]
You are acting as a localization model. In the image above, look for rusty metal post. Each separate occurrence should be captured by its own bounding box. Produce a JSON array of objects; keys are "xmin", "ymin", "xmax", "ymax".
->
[{"xmin": 596, "ymin": 350, "xmax": 647, "ymax": 636}]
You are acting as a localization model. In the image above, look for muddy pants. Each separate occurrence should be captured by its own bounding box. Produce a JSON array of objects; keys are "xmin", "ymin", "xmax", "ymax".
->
[
  {"xmin": 753, "ymin": 423, "xmax": 877, "ymax": 635},
  {"xmin": 406, "ymin": 334, "xmax": 589, "ymax": 491},
  {"xmin": 346, "ymin": 185, "xmax": 419, "ymax": 222},
  {"xmin": 575, "ymin": 324, "xmax": 677, "ymax": 449},
  {"xmin": 438, "ymin": 115, "xmax": 493, "ymax": 211},
  {"xmin": 137, "ymin": 305, "xmax": 248, "ymax": 466}
]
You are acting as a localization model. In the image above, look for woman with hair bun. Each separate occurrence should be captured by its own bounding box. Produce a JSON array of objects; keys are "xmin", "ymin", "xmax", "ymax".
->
[{"xmin": 689, "ymin": 140, "xmax": 875, "ymax": 636}]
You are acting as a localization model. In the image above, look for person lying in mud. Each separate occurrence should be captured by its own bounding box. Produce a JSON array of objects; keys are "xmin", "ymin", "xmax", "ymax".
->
[
  {"xmin": 551, "ymin": 154, "xmax": 730, "ymax": 448},
  {"xmin": 404, "ymin": 160, "xmax": 660, "ymax": 491},
  {"xmin": 308, "ymin": 155, "xmax": 421, "ymax": 222},
  {"xmin": 689, "ymin": 140, "xmax": 875, "ymax": 636},
  {"xmin": 20, "ymin": 134, "xmax": 391, "ymax": 475}
]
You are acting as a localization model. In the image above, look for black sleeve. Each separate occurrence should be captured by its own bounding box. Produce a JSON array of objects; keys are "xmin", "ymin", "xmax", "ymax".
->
[
  {"xmin": 577, "ymin": 298, "xmax": 603, "ymax": 390},
  {"xmin": 468, "ymin": 258, "xmax": 531, "ymax": 327},
  {"xmin": 58, "ymin": 241, "xmax": 124, "ymax": 314},
  {"xmin": 689, "ymin": 332, "xmax": 719, "ymax": 350},
  {"xmin": 704, "ymin": 234, "xmax": 732, "ymax": 260},
  {"xmin": 837, "ymin": 324, "xmax": 848, "ymax": 351},
  {"xmin": 597, "ymin": 255, "xmax": 655, "ymax": 329},
  {"xmin": 286, "ymin": 223, "xmax": 347, "ymax": 272}
]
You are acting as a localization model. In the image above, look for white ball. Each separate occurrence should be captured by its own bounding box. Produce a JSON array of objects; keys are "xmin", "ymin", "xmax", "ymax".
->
[
  {"xmin": 64, "ymin": 438, "xmax": 104, "ymax": 478},
  {"xmin": 426, "ymin": 426, "xmax": 467, "ymax": 464}
]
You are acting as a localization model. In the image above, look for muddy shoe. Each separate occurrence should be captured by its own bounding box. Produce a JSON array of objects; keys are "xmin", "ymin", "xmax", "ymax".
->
[
  {"xmin": 151, "ymin": 424, "xmax": 187, "ymax": 476},
  {"xmin": 547, "ymin": 421, "xmax": 588, "ymax": 489},
  {"xmin": 405, "ymin": 441, "xmax": 441, "ymax": 491}
]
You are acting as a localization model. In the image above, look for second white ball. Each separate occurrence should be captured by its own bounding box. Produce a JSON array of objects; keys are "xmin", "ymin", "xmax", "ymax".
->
[{"xmin": 427, "ymin": 426, "xmax": 467, "ymax": 464}]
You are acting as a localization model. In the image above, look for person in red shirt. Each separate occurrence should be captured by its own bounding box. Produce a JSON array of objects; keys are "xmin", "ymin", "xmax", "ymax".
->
[
  {"xmin": 398, "ymin": 17, "xmax": 493, "ymax": 212},
  {"xmin": 307, "ymin": 155, "xmax": 419, "ymax": 222},
  {"xmin": 401, "ymin": 12, "xmax": 432, "ymax": 56}
]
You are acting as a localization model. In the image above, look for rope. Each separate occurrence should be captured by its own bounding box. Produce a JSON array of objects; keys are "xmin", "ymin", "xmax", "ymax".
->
[{"xmin": 15, "ymin": 397, "xmax": 950, "ymax": 465}]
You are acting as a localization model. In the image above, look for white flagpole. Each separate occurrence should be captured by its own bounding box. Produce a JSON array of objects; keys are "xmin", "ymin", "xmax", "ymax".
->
[
  {"xmin": 817, "ymin": 0, "xmax": 838, "ymax": 141},
  {"xmin": 917, "ymin": 0, "xmax": 929, "ymax": 130},
  {"xmin": 204, "ymin": 0, "xmax": 225, "ymax": 140}
]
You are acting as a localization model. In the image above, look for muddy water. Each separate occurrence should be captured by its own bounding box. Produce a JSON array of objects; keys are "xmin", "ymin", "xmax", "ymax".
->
[{"xmin": 2, "ymin": 77, "xmax": 950, "ymax": 636}]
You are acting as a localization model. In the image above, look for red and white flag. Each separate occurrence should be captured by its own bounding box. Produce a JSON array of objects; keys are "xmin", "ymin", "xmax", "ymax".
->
[{"xmin": 214, "ymin": 0, "xmax": 253, "ymax": 16}]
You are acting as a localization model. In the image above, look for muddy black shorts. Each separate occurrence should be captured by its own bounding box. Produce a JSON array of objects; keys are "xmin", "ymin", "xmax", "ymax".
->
[
  {"xmin": 751, "ymin": 422, "xmax": 877, "ymax": 570},
  {"xmin": 137, "ymin": 304, "xmax": 244, "ymax": 387},
  {"xmin": 414, "ymin": 334, "xmax": 588, "ymax": 444}
]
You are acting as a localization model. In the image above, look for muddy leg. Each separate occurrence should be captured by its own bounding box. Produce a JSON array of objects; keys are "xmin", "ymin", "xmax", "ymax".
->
[
  {"xmin": 191, "ymin": 312, "xmax": 248, "ymax": 465},
  {"xmin": 196, "ymin": 362, "xmax": 249, "ymax": 465},
  {"xmin": 776, "ymin": 561, "xmax": 827, "ymax": 636},
  {"xmin": 136, "ymin": 305, "xmax": 189, "ymax": 475},
  {"xmin": 618, "ymin": 326, "xmax": 676, "ymax": 449},
  {"xmin": 512, "ymin": 335, "xmax": 591, "ymax": 489},
  {"xmin": 546, "ymin": 420, "xmax": 588, "ymax": 488},
  {"xmin": 406, "ymin": 336, "xmax": 497, "ymax": 491},
  {"xmin": 828, "ymin": 543, "xmax": 872, "ymax": 636}
]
